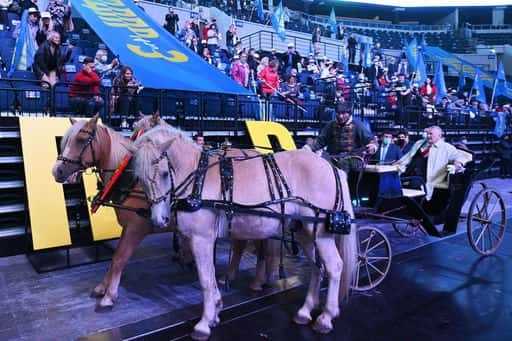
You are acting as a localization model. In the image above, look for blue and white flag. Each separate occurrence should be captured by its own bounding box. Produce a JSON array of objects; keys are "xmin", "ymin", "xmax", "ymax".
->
[
  {"xmin": 434, "ymin": 62, "xmax": 447, "ymax": 104},
  {"xmin": 362, "ymin": 43, "xmax": 372, "ymax": 68},
  {"xmin": 328, "ymin": 8, "xmax": 337, "ymax": 34},
  {"xmin": 495, "ymin": 61, "xmax": 509, "ymax": 97},
  {"xmin": 255, "ymin": 0, "xmax": 264, "ymax": 22},
  {"xmin": 271, "ymin": 1, "xmax": 286, "ymax": 41},
  {"xmin": 9, "ymin": 10, "xmax": 38, "ymax": 76},
  {"xmin": 457, "ymin": 70, "xmax": 466, "ymax": 92},
  {"xmin": 414, "ymin": 51, "xmax": 427, "ymax": 85},
  {"xmin": 472, "ymin": 70, "xmax": 487, "ymax": 105},
  {"xmin": 406, "ymin": 38, "xmax": 418, "ymax": 71}
]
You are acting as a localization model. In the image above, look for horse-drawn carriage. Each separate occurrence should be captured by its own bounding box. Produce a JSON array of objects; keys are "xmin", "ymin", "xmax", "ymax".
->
[
  {"xmin": 53, "ymin": 116, "xmax": 507, "ymax": 339},
  {"xmin": 341, "ymin": 148, "xmax": 507, "ymax": 292}
]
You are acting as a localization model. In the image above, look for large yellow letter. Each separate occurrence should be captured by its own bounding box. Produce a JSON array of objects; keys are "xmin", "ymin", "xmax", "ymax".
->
[
  {"xmin": 245, "ymin": 121, "xmax": 296, "ymax": 153},
  {"xmin": 19, "ymin": 117, "xmax": 121, "ymax": 250}
]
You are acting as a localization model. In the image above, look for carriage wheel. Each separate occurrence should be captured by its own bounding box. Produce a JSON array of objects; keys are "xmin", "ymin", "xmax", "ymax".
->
[
  {"xmin": 392, "ymin": 220, "xmax": 426, "ymax": 237},
  {"xmin": 467, "ymin": 188, "xmax": 507, "ymax": 255},
  {"xmin": 352, "ymin": 226, "xmax": 392, "ymax": 291}
]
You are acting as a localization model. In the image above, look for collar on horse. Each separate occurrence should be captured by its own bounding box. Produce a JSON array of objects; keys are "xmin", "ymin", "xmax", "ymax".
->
[{"xmin": 57, "ymin": 128, "xmax": 97, "ymax": 171}]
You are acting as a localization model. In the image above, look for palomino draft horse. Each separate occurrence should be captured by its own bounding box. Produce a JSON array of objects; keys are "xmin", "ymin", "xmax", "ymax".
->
[
  {"xmin": 52, "ymin": 115, "xmax": 279, "ymax": 308},
  {"xmin": 130, "ymin": 125, "xmax": 358, "ymax": 340}
]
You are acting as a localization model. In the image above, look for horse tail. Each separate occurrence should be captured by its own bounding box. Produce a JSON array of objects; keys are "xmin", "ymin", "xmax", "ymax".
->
[{"xmin": 336, "ymin": 169, "xmax": 358, "ymax": 301}]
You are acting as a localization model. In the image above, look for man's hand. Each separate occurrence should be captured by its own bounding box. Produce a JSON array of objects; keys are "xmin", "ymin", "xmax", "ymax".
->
[
  {"xmin": 111, "ymin": 58, "xmax": 119, "ymax": 67},
  {"xmin": 366, "ymin": 143, "xmax": 377, "ymax": 155}
]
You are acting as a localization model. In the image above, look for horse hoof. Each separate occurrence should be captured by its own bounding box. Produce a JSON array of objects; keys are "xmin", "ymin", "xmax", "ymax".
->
[
  {"xmin": 312, "ymin": 315, "xmax": 333, "ymax": 334},
  {"xmin": 90, "ymin": 286, "xmax": 106, "ymax": 298},
  {"xmin": 98, "ymin": 295, "xmax": 116, "ymax": 309},
  {"xmin": 293, "ymin": 310, "xmax": 312, "ymax": 325},
  {"xmin": 191, "ymin": 326, "xmax": 210, "ymax": 341}
]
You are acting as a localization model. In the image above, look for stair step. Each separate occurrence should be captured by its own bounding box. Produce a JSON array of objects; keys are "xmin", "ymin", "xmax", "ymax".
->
[
  {"xmin": 0, "ymin": 156, "xmax": 22, "ymax": 163},
  {"xmin": 0, "ymin": 181, "xmax": 24, "ymax": 189}
]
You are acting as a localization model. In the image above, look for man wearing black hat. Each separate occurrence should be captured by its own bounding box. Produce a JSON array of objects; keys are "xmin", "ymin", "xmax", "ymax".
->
[{"xmin": 308, "ymin": 101, "xmax": 377, "ymax": 159}]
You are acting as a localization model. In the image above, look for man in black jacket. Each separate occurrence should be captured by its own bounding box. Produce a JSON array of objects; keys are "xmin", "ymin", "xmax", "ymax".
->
[
  {"xmin": 281, "ymin": 43, "xmax": 301, "ymax": 75},
  {"xmin": 32, "ymin": 30, "xmax": 72, "ymax": 87},
  {"xmin": 164, "ymin": 8, "xmax": 179, "ymax": 35}
]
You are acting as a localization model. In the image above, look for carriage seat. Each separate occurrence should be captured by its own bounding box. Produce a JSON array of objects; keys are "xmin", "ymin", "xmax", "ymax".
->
[{"xmin": 402, "ymin": 188, "xmax": 425, "ymax": 198}]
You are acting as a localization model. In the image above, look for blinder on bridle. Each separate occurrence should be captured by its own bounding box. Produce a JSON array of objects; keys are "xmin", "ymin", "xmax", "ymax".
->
[
  {"xmin": 145, "ymin": 150, "xmax": 176, "ymax": 205},
  {"xmin": 57, "ymin": 128, "xmax": 98, "ymax": 171}
]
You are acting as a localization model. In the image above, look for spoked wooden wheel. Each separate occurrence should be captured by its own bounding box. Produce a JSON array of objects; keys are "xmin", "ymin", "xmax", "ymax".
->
[
  {"xmin": 352, "ymin": 226, "xmax": 392, "ymax": 291},
  {"xmin": 392, "ymin": 220, "xmax": 425, "ymax": 237},
  {"xmin": 467, "ymin": 188, "xmax": 507, "ymax": 255}
]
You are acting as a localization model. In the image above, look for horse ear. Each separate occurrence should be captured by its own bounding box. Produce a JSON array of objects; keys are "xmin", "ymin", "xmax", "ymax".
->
[
  {"xmin": 88, "ymin": 113, "xmax": 100, "ymax": 127},
  {"xmin": 69, "ymin": 117, "xmax": 77, "ymax": 125},
  {"xmin": 137, "ymin": 112, "xmax": 145, "ymax": 120},
  {"xmin": 158, "ymin": 138, "xmax": 176, "ymax": 153},
  {"xmin": 120, "ymin": 141, "xmax": 138, "ymax": 154}
]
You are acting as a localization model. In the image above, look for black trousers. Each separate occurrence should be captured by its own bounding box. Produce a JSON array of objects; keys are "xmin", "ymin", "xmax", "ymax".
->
[
  {"xmin": 70, "ymin": 96, "xmax": 104, "ymax": 116},
  {"xmin": 116, "ymin": 94, "xmax": 140, "ymax": 116}
]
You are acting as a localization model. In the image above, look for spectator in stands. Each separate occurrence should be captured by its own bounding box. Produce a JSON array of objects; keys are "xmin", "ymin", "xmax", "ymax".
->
[
  {"xmin": 225, "ymin": 23, "xmax": 239, "ymax": 56},
  {"xmin": 206, "ymin": 19, "xmax": 220, "ymax": 55},
  {"xmin": 396, "ymin": 53, "xmax": 409, "ymax": 77},
  {"xmin": 35, "ymin": 11, "xmax": 52, "ymax": 46},
  {"xmin": 0, "ymin": 0, "xmax": 12, "ymax": 30},
  {"xmin": 257, "ymin": 56, "xmax": 268, "ymax": 74},
  {"xmin": 230, "ymin": 54, "xmax": 249, "ymax": 88},
  {"xmin": 371, "ymin": 42, "xmax": 382, "ymax": 60},
  {"xmin": 281, "ymin": 43, "xmax": 300, "ymax": 76},
  {"xmin": 202, "ymin": 47, "xmax": 213, "ymax": 64},
  {"xmin": 112, "ymin": 66, "xmax": 143, "ymax": 117},
  {"xmin": 306, "ymin": 57, "xmax": 319, "ymax": 75},
  {"xmin": 374, "ymin": 131, "xmax": 402, "ymax": 164},
  {"xmin": 183, "ymin": 21, "xmax": 197, "ymax": 47},
  {"xmin": 13, "ymin": 6, "xmax": 38, "ymax": 40},
  {"xmin": 189, "ymin": 37, "xmax": 201, "ymax": 54},
  {"xmin": 394, "ymin": 73, "xmax": 411, "ymax": 123},
  {"xmin": 247, "ymin": 49, "xmax": 259, "ymax": 73},
  {"xmin": 420, "ymin": 76, "xmax": 437, "ymax": 107},
  {"xmin": 47, "ymin": 0, "xmax": 71, "ymax": 38},
  {"xmin": 497, "ymin": 133, "xmax": 512, "ymax": 178},
  {"xmin": 259, "ymin": 60, "xmax": 279, "ymax": 98},
  {"xmin": 94, "ymin": 49, "xmax": 119, "ymax": 85},
  {"xmin": 280, "ymin": 69, "xmax": 301, "ymax": 100},
  {"xmin": 33, "ymin": 30, "xmax": 71, "ymax": 87},
  {"xmin": 335, "ymin": 24, "xmax": 345, "ymax": 41},
  {"xmin": 312, "ymin": 26, "xmax": 321, "ymax": 55},
  {"xmin": 69, "ymin": 56, "xmax": 103, "ymax": 116},
  {"xmin": 366, "ymin": 56, "xmax": 382, "ymax": 85},
  {"xmin": 396, "ymin": 130, "xmax": 413, "ymax": 155},
  {"xmin": 164, "ymin": 8, "xmax": 179, "ymax": 35},
  {"xmin": 347, "ymin": 34, "xmax": 357, "ymax": 65}
]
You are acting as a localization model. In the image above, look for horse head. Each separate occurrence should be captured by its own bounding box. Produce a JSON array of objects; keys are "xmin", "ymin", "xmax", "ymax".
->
[
  {"xmin": 129, "ymin": 125, "xmax": 199, "ymax": 228},
  {"xmin": 52, "ymin": 115, "xmax": 101, "ymax": 183}
]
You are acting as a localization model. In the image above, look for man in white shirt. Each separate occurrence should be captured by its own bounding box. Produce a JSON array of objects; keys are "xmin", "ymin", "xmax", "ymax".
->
[{"xmin": 397, "ymin": 126, "xmax": 466, "ymax": 234}]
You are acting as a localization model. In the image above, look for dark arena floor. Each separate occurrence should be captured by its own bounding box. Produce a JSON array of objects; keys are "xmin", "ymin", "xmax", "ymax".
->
[{"xmin": 0, "ymin": 179, "xmax": 511, "ymax": 341}]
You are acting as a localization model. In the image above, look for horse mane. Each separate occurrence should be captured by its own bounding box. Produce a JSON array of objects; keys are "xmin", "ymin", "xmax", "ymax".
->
[
  {"xmin": 60, "ymin": 120, "xmax": 85, "ymax": 152},
  {"xmin": 132, "ymin": 124, "xmax": 200, "ymax": 185}
]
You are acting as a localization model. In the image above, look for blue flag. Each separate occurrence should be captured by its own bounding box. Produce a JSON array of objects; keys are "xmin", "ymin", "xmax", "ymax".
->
[
  {"xmin": 472, "ymin": 70, "xmax": 487, "ymax": 104},
  {"xmin": 328, "ymin": 8, "xmax": 337, "ymax": 34},
  {"xmin": 255, "ymin": 0, "xmax": 264, "ymax": 22},
  {"xmin": 457, "ymin": 70, "xmax": 466, "ymax": 92},
  {"xmin": 434, "ymin": 62, "xmax": 447, "ymax": 105},
  {"xmin": 406, "ymin": 38, "xmax": 418, "ymax": 71},
  {"xmin": 9, "ymin": 10, "xmax": 38, "ymax": 76},
  {"xmin": 414, "ymin": 51, "xmax": 427, "ymax": 85},
  {"xmin": 495, "ymin": 61, "xmax": 509, "ymax": 97},
  {"xmin": 271, "ymin": 2, "xmax": 286, "ymax": 41},
  {"xmin": 362, "ymin": 43, "xmax": 372, "ymax": 68}
]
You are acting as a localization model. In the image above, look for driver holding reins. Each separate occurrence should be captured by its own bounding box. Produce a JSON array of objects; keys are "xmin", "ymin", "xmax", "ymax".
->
[{"xmin": 304, "ymin": 101, "xmax": 378, "ymax": 170}]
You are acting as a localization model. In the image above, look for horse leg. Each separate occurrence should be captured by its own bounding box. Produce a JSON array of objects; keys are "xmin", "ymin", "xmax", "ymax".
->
[
  {"xmin": 249, "ymin": 240, "xmax": 267, "ymax": 291},
  {"xmin": 98, "ymin": 223, "xmax": 151, "ymax": 308},
  {"xmin": 190, "ymin": 235, "xmax": 219, "ymax": 341},
  {"xmin": 294, "ymin": 231, "xmax": 321, "ymax": 325},
  {"xmin": 312, "ymin": 236, "xmax": 342, "ymax": 334},
  {"xmin": 226, "ymin": 239, "xmax": 247, "ymax": 282},
  {"xmin": 265, "ymin": 239, "xmax": 281, "ymax": 284}
]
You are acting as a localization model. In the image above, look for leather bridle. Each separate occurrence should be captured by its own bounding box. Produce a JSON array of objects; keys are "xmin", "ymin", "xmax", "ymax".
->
[
  {"xmin": 57, "ymin": 128, "xmax": 98, "ymax": 171},
  {"xmin": 146, "ymin": 151, "xmax": 176, "ymax": 205}
]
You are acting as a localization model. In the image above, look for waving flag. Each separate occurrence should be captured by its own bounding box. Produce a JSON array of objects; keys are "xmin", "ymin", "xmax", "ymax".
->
[
  {"xmin": 495, "ymin": 61, "xmax": 509, "ymax": 97},
  {"xmin": 414, "ymin": 51, "xmax": 427, "ymax": 85},
  {"xmin": 271, "ymin": 1, "xmax": 286, "ymax": 41},
  {"xmin": 406, "ymin": 38, "xmax": 418, "ymax": 70},
  {"xmin": 472, "ymin": 70, "xmax": 487, "ymax": 105},
  {"xmin": 255, "ymin": 0, "xmax": 264, "ymax": 22},
  {"xmin": 434, "ymin": 62, "xmax": 447, "ymax": 104},
  {"xmin": 328, "ymin": 8, "xmax": 337, "ymax": 35},
  {"xmin": 457, "ymin": 70, "xmax": 466, "ymax": 92},
  {"xmin": 362, "ymin": 43, "xmax": 372, "ymax": 68},
  {"xmin": 9, "ymin": 10, "xmax": 38, "ymax": 76}
]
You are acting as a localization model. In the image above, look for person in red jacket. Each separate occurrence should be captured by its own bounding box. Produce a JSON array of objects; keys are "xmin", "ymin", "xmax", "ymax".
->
[
  {"xmin": 419, "ymin": 76, "xmax": 437, "ymax": 106},
  {"xmin": 69, "ymin": 57, "xmax": 104, "ymax": 116},
  {"xmin": 258, "ymin": 60, "xmax": 280, "ymax": 97}
]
